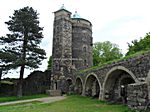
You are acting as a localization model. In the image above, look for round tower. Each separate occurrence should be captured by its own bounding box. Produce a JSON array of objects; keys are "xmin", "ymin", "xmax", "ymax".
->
[{"xmin": 71, "ymin": 11, "xmax": 93, "ymax": 70}]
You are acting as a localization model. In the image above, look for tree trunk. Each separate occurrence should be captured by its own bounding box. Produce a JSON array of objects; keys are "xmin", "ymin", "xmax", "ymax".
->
[
  {"xmin": 17, "ymin": 65, "xmax": 25, "ymax": 97},
  {"xmin": 17, "ymin": 31, "xmax": 27, "ymax": 97}
]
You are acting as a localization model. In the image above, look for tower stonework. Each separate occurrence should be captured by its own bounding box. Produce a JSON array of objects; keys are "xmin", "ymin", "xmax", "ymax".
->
[
  {"xmin": 72, "ymin": 18, "xmax": 93, "ymax": 69},
  {"xmin": 51, "ymin": 6, "xmax": 93, "ymax": 93}
]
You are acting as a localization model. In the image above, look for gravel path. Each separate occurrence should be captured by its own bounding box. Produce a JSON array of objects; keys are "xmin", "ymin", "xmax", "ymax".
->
[{"xmin": 0, "ymin": 96, "xmax": 66, "ymax": 106}]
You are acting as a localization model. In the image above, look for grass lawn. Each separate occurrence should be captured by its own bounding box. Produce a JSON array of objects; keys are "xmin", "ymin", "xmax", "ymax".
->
[
  {"xmin": 0, "ymin": 95, "xmax": 143, "ymax": 112},
  {"xmin": 0, "ymin": 94, "xmax": 48, "ymax": 103}
]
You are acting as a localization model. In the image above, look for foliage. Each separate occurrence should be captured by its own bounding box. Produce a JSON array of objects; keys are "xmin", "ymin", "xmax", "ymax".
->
[
  {"xmin": 93, "ymin": 41, "xmax": 123, "ymax": 66},
  {"xmin": 47, "ymin": 56, "xmax": 52, "ymax": 70},
  {"xmin": 0, "ymin": 95, "xmax": 137, "ymax": 112},
  {"xmin": 0, "ymin": 6, "xmax": 46, "ymax": 97},
  {"xmin": 0, "ymin": 50, "xmax": 15, "ymax": 79},
  {"xmin": 126, "ymin": 33, "xmax": 150, "ymax": 56}
]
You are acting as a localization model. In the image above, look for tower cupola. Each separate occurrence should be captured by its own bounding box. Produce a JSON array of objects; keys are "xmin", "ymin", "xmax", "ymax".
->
[{"xmin": 72, "ymin": 11, "xmax": 81, "ymax": 18}]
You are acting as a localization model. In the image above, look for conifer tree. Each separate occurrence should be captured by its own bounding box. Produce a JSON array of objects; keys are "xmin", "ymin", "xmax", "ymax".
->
[{"xmin": 0, "ymin": 6, "xmax": 46, "ymax": 97}]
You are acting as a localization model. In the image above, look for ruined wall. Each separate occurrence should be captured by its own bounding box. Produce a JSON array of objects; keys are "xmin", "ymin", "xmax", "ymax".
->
[
  {"xmin": 127, "ymin": 83, "xmax": 149, "ymax": 110},
  {"xmin": 0, "ymin": 82, "xmax": 17, "ymax": 96},
  {"xmin": 75, "ymin": 52, "xmax": 150, "ymax": 110},
  {"xmin": 23, "ymin": 70, "xmax": 51, "ymax": 95},
  {"xmin": 0, "ymin": 70, "xmax": 51, "ymax": 96},
  {"xmin": 78, "ymin": 52, "xmax": 150, "ymax": 85}
]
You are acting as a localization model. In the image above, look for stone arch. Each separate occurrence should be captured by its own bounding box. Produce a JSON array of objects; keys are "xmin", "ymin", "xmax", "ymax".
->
[
  {"xmin": 66, "ymin": 78, "xmax": 73, "ymax": 85},
  {"xmin": 103, "ymin": 66, "xmax": 139, "ymax": 103},
  {"xmin": 82, "ymin": 45, "xmax": 87, "ymax": 52},
  {"xmin": 66, "ymin": 78, "xmax": 73, "ymax": 94},
  {"xmin": 84, "ymin": 73, "xmax": 102, "ymax": 99},
  {"xmin": 75, "ymin": 76, "xmax": 83, "ymax": 95}
]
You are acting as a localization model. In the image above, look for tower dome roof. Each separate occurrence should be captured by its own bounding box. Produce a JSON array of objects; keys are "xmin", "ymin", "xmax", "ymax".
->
[{"xmin": 72, "ymin": 11, "xmax": 81, "ymax": 18}]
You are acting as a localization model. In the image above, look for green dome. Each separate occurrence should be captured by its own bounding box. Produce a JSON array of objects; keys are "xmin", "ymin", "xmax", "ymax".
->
[{"xmin": 72, "ymin": 11, "xmax": 81, "ymax": 18}]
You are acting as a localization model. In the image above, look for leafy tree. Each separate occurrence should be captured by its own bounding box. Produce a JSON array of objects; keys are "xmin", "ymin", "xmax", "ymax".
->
[
  {"xmin": 0, "ymin": 6, "xmax": 46, "ymax": 97},
  {"xmin": 93, "ymin": 41, "xmax": 123, "ymax": 66},
  {"xmin": 47, "ymin": 56, "xmax": 52, "ymax": 70},
  {"xmin": 126, "ymin": 33, "xmax": 150, "ymax": 56}
]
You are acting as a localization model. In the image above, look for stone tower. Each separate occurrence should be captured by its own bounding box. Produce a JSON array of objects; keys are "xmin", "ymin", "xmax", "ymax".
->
[
  {"xmin": 51, "ymin": 5, "xmax": 93, "ymax": 93},
  {"xmin": 72, "ymin": 11, "xmax": 93, "ymax": 69}
]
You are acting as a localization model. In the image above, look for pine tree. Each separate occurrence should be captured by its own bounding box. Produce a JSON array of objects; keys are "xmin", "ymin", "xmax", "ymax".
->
[{"xmin": 0, "ymin": 6, "xmax": 46, "ymax": 97}]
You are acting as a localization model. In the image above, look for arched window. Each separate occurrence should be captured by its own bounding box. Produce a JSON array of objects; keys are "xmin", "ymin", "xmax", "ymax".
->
[
  {"xmin": 84, "ymin": 60, "xmax": 87, "ymax": 66},
  {"xmin": 83, "ymin": 46, "xmax": 86, "ymax": 52},
  {"xmin": 55, "ymin": 61, "xmax": 59, "ymax": 70}
]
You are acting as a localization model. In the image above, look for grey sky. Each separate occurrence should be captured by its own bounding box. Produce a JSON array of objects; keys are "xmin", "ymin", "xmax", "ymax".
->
[{"xmin": 1, "ymin": 0, "xmax": 150, "ymax": 78}]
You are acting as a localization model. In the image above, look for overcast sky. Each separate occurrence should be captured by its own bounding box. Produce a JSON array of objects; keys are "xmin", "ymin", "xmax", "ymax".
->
[{"xmin": 1, "ymin": 0, "xmax": 150, "ymax": 78}]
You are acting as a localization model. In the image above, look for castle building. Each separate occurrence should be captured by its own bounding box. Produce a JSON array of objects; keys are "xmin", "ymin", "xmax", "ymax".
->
[{"xmin": 51, "ymin": 5, "xmax": 93, "ymax": 93}]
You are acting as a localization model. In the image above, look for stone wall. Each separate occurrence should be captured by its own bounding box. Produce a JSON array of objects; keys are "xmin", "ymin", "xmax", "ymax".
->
[
  {"xmin": 75, "ymin": 52, "xmax": 150, "ymax": 110},
  {"xmin": 23, "ymin": 70, "xmax": 51, "ymax": 95},
  {"xmin": 127, "ymin": 82, "xmax": 149, "ymax": 110},
  {"xmin": 0, "ymin": 82, "xmax": 17, "ymax": 96},
  {"xmin": 0, "ymin": 70, "xmax": 51, "ymax": 96},
  {"xmin": 78, "ymin": 52, "xmax": 150, "ymax": 85}
]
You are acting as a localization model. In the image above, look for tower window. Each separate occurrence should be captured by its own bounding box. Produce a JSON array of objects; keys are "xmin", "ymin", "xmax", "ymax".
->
[
  {"xmin": 55, "ymin": 61, "xmax": 59, "ymax": 70},
  {"xmin": 84, "ymin": 60, "xmax": 87, "ymax": 66},
  {"xmin": 83, "ymin": 46, "xmax": 86, "ymax": 52}
]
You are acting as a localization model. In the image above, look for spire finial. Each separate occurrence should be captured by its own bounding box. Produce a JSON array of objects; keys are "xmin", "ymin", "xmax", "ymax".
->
[
  {"xmin": 75, "ymin": 9, "xmax": 77, "ymax": 13},
  {"xmin": 60, "ymin": 4, "xmax": 66, "ymax": 10}
]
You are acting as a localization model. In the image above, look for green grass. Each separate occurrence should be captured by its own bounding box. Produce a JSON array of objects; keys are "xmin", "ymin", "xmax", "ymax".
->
[
  {"xmin": 0, "ymin": 95, "xmax": 142, "ymax": 112},
  {"xmin": 0, "ymin": 94, "xmax": 48, "ymax": 103}
]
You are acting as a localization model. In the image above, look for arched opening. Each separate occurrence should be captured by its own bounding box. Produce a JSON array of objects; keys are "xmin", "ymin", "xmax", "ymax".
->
[
  {"xmin": 75, "ymin": 77, "xmax": 83, "ymax": 95},
  {"xmin": 54, "ymin": 81, "xmax": 57, "ymax": 90},
  {"xmin": 66, "ymin": 79, "xmax": 73, "ymax": 94},
  {"xmin": 104, "ymin": 69, "xmax": 136, "ymax": 104},
  {"xmin": 85, "ymin": 75, "xmax": 101, "ymax": 98}
]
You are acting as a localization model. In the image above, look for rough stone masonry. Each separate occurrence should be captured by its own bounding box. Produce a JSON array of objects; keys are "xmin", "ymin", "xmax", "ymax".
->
[{"xmin": 50, "ymin": 5, "xmax": 150, "ymax": 110}]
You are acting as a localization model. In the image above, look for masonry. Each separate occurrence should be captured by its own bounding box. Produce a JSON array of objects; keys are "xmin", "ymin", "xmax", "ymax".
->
[
  {"xmin": 51, "ymin": 5, "xmax": 93, "ymax": 93},
  {"xmin": 75, "ymin": 52, "xmax": 150, "ymax": 110},
  {"xmin": 51, "ymin": 5, "xmax": 150, "ymax": 110}
]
